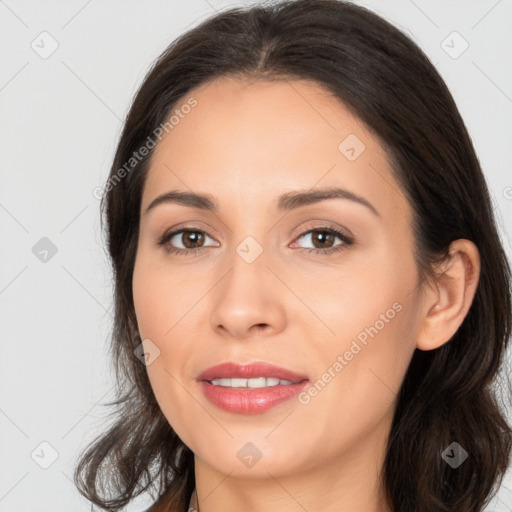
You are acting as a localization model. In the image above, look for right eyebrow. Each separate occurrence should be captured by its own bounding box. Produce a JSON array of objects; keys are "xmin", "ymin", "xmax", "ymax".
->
[{"xmin": 143, "ymin": 190, "xmax": 217, "ymax": 215}]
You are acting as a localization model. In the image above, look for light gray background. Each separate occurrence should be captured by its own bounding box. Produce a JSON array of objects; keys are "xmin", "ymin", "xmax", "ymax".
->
[{"xmin": 1, "ymin": 1, "xmax": 511, "ymax": 511}]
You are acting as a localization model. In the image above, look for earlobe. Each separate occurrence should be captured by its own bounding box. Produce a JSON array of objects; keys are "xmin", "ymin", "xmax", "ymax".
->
[{"xmin": 416, "ymin": 239, "xmax": 481, "ymax": 351}]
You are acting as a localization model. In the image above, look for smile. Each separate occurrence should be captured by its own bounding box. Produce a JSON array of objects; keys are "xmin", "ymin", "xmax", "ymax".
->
[{"xmin": 209, "ymin": 377, "xmax": 299, "ymax": 388}]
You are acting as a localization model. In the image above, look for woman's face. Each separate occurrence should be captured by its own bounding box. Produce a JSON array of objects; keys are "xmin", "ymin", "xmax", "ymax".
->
[{"xmin": 132, "ymin": 76, "xmax": 424, "ymax": 481}]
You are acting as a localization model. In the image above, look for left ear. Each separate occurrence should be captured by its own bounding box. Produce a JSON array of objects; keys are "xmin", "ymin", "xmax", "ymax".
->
[{"xmin": 415, "ymin": 239, "xmax": 481, "ymax": 351}]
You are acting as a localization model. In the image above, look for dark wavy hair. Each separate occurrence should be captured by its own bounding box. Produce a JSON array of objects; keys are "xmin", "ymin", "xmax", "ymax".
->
[{"xmin": 73, "ymin": 1, "xmax": 512, "ymax": 510}]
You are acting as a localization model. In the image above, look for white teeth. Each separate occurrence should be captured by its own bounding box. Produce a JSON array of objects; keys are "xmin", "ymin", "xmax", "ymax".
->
[
  {"xmin": 246, "ymin": 377, "xmax": 269, "ymax": 388},
  {"xmin": 209, "ymin": 377, "xmax": 296, "ymax": 388}
]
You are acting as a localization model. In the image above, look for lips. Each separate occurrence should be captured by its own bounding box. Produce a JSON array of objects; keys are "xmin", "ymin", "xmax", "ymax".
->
[
  {"xmin": 196, "ymin": 361, "xmax": 308, "ymax": 383},
  {"xmin": 196, "ymin": 362, "xmax": 309, "ymax": 414}
]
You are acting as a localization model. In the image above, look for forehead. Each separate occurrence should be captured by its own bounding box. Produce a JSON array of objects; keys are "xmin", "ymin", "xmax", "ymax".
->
[
  {"xmin": 151, "ymin": 76, "xmax": 377, "ymax": 165},
  {"xmin": 142, "ymin": 76, "xmax": 409, "ymax": 221}
]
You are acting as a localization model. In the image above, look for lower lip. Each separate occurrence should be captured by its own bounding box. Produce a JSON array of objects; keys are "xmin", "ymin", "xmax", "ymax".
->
[{"xmin": 199, "ymin": 380, "xmax": 309, "ymax": 414}]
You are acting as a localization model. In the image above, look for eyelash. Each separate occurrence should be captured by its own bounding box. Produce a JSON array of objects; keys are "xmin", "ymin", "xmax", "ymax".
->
[{"xmin": 156, "ymin": 225, "xmax": 354, "ymax": 257}]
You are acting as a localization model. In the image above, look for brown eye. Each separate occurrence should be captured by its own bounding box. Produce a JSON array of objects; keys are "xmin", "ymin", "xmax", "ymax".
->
[
  {"xmin": 296, "ymin": 229, "xmax": 347, "ymax": 250},
  {"xmin": 310, "ymin": 230, "xmax": 336, "ymax": 249},
  {"xmin": 292, "ymin": 226, "xmax": 354, "ymax": 256},
  {"xmin": 174, "ymin": 230, "xmax": 205, "ymax": 249},
  {"xmin": 157, "ymin": 228, "xmax": 218, "ymax": 256}
]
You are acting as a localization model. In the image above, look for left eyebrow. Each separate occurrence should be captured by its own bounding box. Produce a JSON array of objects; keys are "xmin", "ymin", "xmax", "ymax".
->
[
  {"xmin": 143, "ymin": 186, "xmax": 379, "ymax": 217},
  {"xmin": 277, "ymin": 186, "xmax": 380, "ymax": 217}
]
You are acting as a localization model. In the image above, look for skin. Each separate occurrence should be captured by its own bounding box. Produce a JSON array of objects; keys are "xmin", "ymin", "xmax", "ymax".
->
[{"xmin": 132, "ymin": 76, "xmax": 480, "ymax": 512}]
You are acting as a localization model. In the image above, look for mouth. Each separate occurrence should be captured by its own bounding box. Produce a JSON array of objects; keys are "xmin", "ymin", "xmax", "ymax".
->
[
  {"xmin": 196, "ymin": 361, "xmax": 309, "ymax": 414},
  {"xmin": 207, "ymin": 376, "xmax": 303, "ymax": 388}
]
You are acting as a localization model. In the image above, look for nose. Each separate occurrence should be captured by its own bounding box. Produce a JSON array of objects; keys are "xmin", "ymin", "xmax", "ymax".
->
[{"xmin": 209, "ymin": 245, "xmax": 287, "ymax": 340}]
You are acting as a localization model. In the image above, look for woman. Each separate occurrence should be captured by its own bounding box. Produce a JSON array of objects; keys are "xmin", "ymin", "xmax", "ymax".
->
[{"xmin": 74, "ymin": 1, "xmax": 512, "ymax": 511}]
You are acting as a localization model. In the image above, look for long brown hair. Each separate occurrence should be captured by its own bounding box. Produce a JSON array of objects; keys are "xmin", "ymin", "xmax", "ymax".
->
[{"xmin": 74, "ymin": 1, "xmax": 512, "ymax": 510}]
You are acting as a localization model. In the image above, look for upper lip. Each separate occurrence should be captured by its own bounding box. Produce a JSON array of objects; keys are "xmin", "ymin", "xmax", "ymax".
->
[{"xmin": 197, "ymin": 362, "xmax": 309, "ymax": 383}]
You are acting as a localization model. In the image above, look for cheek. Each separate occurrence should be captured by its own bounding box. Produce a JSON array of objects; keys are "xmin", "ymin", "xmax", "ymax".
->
[
  {"xmin": 296, "ymin": 246, "xmax": 418, "ymax": 425},
  {"xmin": 132, "ymin": 253, "xmax": 207, "ymax": 436},
  {"xmin": 132, "ymin": 249, "xmax": 204, "ymax": 341},
  {"xmin": 294, "ymin": 301, "xmax": 416, "ymax": 461}
]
